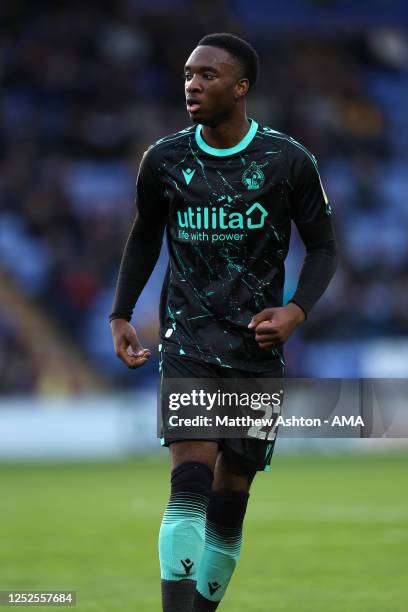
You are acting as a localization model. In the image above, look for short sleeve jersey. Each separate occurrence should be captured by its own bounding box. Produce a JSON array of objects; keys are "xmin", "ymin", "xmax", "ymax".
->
[{"xmin": 136, "ymin": 119, "xmax": 333, "ymax": 371}]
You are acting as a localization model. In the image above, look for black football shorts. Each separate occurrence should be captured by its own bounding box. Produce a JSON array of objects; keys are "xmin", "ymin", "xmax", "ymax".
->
[{"xmin": 159, "ymin": 351, "xmax": 284, "ymax": 472}]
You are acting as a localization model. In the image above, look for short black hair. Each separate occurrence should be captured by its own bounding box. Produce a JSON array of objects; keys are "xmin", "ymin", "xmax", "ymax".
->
[{"xmin": 197, "ymin": 33, "xmax": 259, "ymax": 91}]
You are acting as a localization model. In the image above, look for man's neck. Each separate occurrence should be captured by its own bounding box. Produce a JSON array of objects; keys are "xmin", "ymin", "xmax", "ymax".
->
[{"xmin": 200, "ymin": 114, "xmax": 250, "ymax": 150}]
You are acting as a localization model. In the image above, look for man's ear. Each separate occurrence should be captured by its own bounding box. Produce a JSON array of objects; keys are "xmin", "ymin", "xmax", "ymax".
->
[{"xmin": 234, "ymin": 78, "xmax": 249, "ymax": 99}]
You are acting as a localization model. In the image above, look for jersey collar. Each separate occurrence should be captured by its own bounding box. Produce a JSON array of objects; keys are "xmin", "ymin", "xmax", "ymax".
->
[{"xmin": 195, "ymin": 118, "xmax": 258, "ymax": 157}]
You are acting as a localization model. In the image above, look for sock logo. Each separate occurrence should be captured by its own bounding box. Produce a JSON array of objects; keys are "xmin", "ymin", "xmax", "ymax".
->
[
  {"xmin": 208, "ymin": 581, "xmax": 221, "ymax": 596},
  {"xmin": 180, "ymin": 558, "xmax": 194, "ymax": 575}
]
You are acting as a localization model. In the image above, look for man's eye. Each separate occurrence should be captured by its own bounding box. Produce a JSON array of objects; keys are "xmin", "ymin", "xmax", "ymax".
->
[
  {"xmin": 204, "ymin": 74, "xmax": 215, "ymax": 80},
  {"xmin": 184, "ymin": 73, "xmax": 191, "ymax": 80}
]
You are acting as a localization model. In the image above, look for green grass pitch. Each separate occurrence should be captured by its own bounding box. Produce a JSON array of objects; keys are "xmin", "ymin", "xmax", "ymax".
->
[{"xmin": 1, "ymin": 451, "xmax": 407, "ymax": 611}]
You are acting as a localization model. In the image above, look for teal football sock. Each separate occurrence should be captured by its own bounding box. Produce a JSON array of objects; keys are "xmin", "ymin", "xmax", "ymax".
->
[
  {"xmin": 159, "ymin": 462, "xmax": 213, "ymax": 611},
  {"xmin": 194, "ymin": 491, "xmax": 249, "ymax": 609},
  {"xmin": 159, "ymin": 491, "xmax": 209, "ymax": 581}
]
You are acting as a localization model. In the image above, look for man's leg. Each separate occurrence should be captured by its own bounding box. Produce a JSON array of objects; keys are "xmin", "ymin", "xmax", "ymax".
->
[
  {"xmin": 193, "ymin": 452, "xmax": 256, "ymax": 611},
  {"xmin": 159, "ymin": 440, "xmax": 219, "ymax": 612}
]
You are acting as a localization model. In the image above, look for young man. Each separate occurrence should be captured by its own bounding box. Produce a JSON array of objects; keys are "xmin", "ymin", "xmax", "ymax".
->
[{"xmin": 110, "ymin": 33, "xmax": 337, "ymax": 611}]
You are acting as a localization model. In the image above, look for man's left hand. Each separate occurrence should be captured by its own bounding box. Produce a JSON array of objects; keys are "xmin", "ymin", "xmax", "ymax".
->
[{"xmin": 248, "ymin": 303, "xmax": 306, "ymax": 350}]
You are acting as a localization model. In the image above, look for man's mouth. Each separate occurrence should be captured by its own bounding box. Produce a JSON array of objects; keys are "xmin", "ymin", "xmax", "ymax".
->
[{"xmin": 186, "ymin": 98, "xmax": 202, "ymax": 113}]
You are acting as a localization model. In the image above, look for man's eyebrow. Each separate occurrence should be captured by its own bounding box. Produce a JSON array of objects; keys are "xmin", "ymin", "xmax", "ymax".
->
[{"xmin": 184, "ymin": 65, "xmax": 220, "ymax": 73}]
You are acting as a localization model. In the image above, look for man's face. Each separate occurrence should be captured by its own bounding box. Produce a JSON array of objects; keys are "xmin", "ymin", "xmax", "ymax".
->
[{"xmin": 184, "ymin": 45, "xmax": 247, "ymax": 126}]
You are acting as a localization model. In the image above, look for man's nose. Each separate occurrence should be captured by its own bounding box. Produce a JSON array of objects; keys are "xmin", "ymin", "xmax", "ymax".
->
[{"xmin": 186, "ymin": 74, "xmax": 202, "ymax": 92}]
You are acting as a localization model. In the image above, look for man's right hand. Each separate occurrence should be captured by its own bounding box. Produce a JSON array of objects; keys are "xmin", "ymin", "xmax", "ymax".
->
[{"xmin": 110, "ymin": 319, "xmax": 151, "ymax": 369}]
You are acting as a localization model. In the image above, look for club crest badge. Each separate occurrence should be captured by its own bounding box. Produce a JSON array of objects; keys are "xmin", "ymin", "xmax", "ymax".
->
[{"xmin": 242, "ymin": 161, "xmax": 267, "ymax": 190}]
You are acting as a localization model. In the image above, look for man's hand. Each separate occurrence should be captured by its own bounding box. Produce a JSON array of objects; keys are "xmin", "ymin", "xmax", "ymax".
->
[
  {"xmin": 110, "ymin": 319, "xmax": 151, "ymax": 368},
  {"xmin": 248, "ymin": 303, "xmax": 306, "ymax": 350}
]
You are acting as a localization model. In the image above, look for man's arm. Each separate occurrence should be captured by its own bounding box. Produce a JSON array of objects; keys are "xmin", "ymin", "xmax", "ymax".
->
[
  {"xmin": 249, "ymin": 152, "xmax": 337, "ymax": 349},
  {"xmin": 287, "ymin": 222, "xmax": 337, "ymax": 318},
  {"xmin": 109, "ymin": 148, "xmax": 168, "ymax": 368},
  {"xmin": 109, "ymin": 211, "xmax": 166, "ymax": 323},
  {"xmin": 109, "ymin": 212, "xmax": 166, "ymax": 368}
]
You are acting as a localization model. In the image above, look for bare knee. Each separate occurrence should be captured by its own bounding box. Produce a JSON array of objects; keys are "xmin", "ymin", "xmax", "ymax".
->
[
  {"xmin": 169, "ymin": 440, "xmax": 219, "ymax": 471},
  {"xmin": 213, "ymin": 451, "xmax": 256, "ymax": 492}
]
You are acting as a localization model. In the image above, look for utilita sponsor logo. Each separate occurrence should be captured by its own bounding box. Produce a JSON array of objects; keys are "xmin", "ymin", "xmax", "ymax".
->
[{"xmin": 177, "ymin": 202, "xmax": 268, "ymax": 230}]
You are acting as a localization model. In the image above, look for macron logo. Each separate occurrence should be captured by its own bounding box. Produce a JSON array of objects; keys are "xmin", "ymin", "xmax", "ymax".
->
[
  {"xmin": 208, "ymin": 581, "xmax": 221, "ymax": 596},
  {"xmin": 182, "ymin": 167, "xmax": 196, "ymax": 186}
]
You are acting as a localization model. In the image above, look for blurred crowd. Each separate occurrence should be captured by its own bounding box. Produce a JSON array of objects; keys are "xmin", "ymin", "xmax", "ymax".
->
[{"xmin": 1, "ymin": 0, "xmax": 408, "ymax": 392}]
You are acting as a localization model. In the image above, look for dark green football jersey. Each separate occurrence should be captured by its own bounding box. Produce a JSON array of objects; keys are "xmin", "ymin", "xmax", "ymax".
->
[{"xmin": 136, "ymin": 118, "xmax": 333, "ymax": 371}]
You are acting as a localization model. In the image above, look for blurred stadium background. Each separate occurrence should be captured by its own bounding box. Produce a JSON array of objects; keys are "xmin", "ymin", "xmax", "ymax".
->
[{"xmin": 1, "ymin": 1, "xmax": 407, "ymax": 610}]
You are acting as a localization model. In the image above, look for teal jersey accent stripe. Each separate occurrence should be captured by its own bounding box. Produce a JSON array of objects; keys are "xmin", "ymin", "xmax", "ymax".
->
[
  {"xmin": 195, "ymin": 119, "xmax": 259, "ymax": 157},
  {"xmin": 257, "ymin": 128, "xmax": 319, "ymax": 172},
  {"xmin": 152, "ymin": 127, "xmax": 194, "ymax": 147}
]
